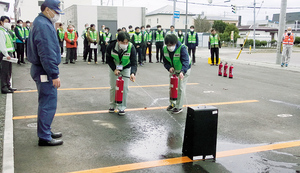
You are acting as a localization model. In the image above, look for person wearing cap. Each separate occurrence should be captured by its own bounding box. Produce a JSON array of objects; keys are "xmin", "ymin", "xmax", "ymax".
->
[
  {"xmin": 14, "ymin": 19, "xmax": 26, "ymax": 64},
  {"xmin": 106, "ymin": 31, "xmax": 137, "ymax": 116},
  {"xmin": 163, "ymin": 34, "xmax": 191, "ymax": 114},
  {"xmin": 57, "ymin": 23, "xmax": 64, "ymax": 56},
  {"xmin": 27, "ymin": 0, "xmax": 64, "ymax": 146},
  {"xmin": 154, "ymin": 25, "xmax": 165, "ymax": 63},
  {"xmin": 281, "ymin": 27, "xmax": 295, "ymax": 67},
  {"xmin": 186, "ymin": 25, "xmax": 198, "ymax": 65},
  {"xmin": 0, "ymin": 16, "xmax": 17, "ymax": 94},
  {"xmin": 64, "ymin": 24, "xmax": 78, "ymax": 64}
]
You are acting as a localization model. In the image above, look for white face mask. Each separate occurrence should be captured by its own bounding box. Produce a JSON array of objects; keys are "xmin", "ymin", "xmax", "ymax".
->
[
  {"xmin": 158, "ymin": 28, "xmax": 161, "ymax": 31},
  {"xmin": 3, "ymin": 22, "xmax": 11, "ymax": 30},
  {"xmin": 146, "ymin": 28, "xmax": 150, "ymax": 31},
  {"xmin": 18, "ymin": 23, "xmax": 23, "ymax": 27},
  {"xmin": 167, "ymin": 45, "xmax": 176, "ymax": 52},
  {"xmin": 26, "ymin": 23, "xmax": 30, "ymax": 27},
  {"xmin": 119, "ymin": 43, "xmax": 128, "ymax": 50},
  {"xmin": 190, "ymin": 29, "xmax": 194, "ymax": 32},
  {"xmin": 48, "ymin": 9, "xmax": 60, "ymax": 23}
]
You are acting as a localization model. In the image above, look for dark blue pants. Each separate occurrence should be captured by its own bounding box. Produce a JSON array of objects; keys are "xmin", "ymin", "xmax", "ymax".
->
[
  {"xmin": 35, "ymin": 80, "xmax": 57, "ymax": 141},
  {"xmin": 136, "ymin": 47, "xmax": 142, "ymax": 63}
]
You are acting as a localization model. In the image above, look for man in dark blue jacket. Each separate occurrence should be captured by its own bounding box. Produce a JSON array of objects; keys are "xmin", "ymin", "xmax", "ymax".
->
[
  {"xmin": 27, "ymin": 0, "xmax": 64, "ymax": 146},
  {"xmin": 163, "ymin": 34, "xmax": 191, "ymax": 114},
  {"xmin": 186, "ymin": 25, "xmax": 198, "ymax": 65}
]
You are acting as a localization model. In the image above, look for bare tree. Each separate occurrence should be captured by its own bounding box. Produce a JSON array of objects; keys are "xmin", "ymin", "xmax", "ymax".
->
[{"xmin": 194, "ymin": 15, "xmax": 211, "ymax": 33}]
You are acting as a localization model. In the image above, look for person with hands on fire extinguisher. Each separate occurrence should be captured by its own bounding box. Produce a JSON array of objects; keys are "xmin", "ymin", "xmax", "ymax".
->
[
  {"xmin": 106, "ymin": 31, "xmax": 137, "ymax": 116},
  {"xmin": 163, "ymin": 34, "xmax": 191, "ymax": 114}
]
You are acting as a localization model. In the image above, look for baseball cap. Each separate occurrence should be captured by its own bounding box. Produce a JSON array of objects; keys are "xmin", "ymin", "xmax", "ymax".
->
[{"xmin": 43, "ymin": 0, "xmax": 64, "ymax": 14}]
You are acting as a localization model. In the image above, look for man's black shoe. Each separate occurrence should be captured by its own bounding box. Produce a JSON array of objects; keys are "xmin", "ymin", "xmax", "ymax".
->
[
  {"xmin": 38, "ymin": 139, "xmax": 63, "ymax": 146},
  {"xmin": 1, "ymin": 88, "xmax": 13, "ymax": 94},
  {"xmin": 21, "ymin": 61, "xmax": 26, "ymax": 64},
  {"xmin": 9, "ymin": 87, "xmax": 17, "ymax": 91},
  {"xmin": 63, "ymin": 62, "xmax": 68, "ymax": 64},
  {"xmin": 70, "ymin": 62, "xmax": 75, "ymax": 64},
  {"xmin": 51, "ymin": 132, "xmax": 62, "ymax": 139}
]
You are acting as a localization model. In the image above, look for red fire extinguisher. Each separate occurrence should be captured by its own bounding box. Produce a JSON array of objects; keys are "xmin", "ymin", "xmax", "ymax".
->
[
  {"xmin": 218, "ymin": 62, "xmax": 223, "ymax": 76},
  {"xmin": 115, "ymin": 76, "xmax": 124, "ymax": 104},
  {"xmin": 170, "ymin": 74, "xmax": 178, "ymax": 100},
  {"xmin": 229, "ymin": 64, "xmax": 234, "ymax": 79},
  {"xmin": 223, "ymin": 62, "xmax": 228, "ymax": 77}
]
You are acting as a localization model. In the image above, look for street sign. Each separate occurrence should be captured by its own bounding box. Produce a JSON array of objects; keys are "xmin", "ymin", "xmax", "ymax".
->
[{"xmin": 174, "ymin": 11, "xmax": 180, "ymax": 19}]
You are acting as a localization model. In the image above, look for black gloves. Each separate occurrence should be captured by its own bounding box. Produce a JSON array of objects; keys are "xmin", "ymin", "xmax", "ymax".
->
[{"xmin": 70, "ymin": 41, "xmax": 74, "ymax": 45}]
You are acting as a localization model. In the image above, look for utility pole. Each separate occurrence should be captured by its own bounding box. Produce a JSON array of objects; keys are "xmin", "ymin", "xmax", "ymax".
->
[
  {"xmin": 276, "ymin": 0, "xmax": 287, "ymax": 64},
  {"xmin": 185, "ymin": 0, "xmax": 188, "ymax": 44},
  {"xmin": 122, "ymin": 0, "xmax": 124, "ymax": 6},
  {"xmin": 253, "ymin": 0, "xmax": 256, "ymax": 51},
  {"xmin": 172, "ymin": 0, "xmax": 176, "ymax": 27}
]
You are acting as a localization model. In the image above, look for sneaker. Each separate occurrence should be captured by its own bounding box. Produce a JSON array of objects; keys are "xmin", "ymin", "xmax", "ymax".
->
[
  {"xmin": 118, "ymin": 110, "xmax": 125, "ymax": 116},
  {"xmin": 88, "ymin": 62, "xmax": 90, "ymax": 65},
  {"xmin": 285, "ymin": 64, "xmax": 288, "ymax": 67},
  {"xmin": 109, "ymin": 108, "xmax": 115, "ymax": 113},
  {"xmin": 210, "ymin": 64, "xmax": 214, "ymax": 66},
  {"xmin": 95, "ymin": 62, "xmax": 98, "ymax": 64},
  {"xmin": 281, "ymin": 63, "xmax": 284, "ymax": 67},
  {"xmin": 172, "ymin": 108, "xmax": 183, "ymax": 114},
  {"xmin": 166, "ymin": 105, "xmax": 174, "ymax": 111}
]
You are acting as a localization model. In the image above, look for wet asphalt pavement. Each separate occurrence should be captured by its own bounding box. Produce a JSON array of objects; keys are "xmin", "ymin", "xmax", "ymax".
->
[{"xmin": 11, "ymin": 48, "xmax": 300, "ymax": 173}]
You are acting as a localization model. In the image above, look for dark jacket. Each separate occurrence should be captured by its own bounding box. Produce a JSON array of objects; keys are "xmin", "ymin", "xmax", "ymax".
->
[
  {"xmin": 131, "ymin": 32, "xmax": 144, "ymax": 48},
  {"xmin": 27, "ymin": 13, "xmax": 61, "ymax": 81},
  {"xmin": 14, "ymin": 25, "xmax": 25, "ymax": 44},
  {"xmin": 163, "ymin": 41, "xmax": 191, "ymax": 74},
  {"xmin": 186, "ymin": 31, "xmax": 198, "ymax": 49},
  {"xmin": 106, "ymin": 40, "xmax": 137, "ymax": 75}
]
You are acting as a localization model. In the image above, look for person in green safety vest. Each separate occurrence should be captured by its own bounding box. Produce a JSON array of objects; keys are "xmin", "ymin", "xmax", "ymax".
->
[
  {"xmin": 0, "ymin": 16, "xmax": 17, "ymax": 94},
  {"xmin": 186, "ymin": 25, "xmax": 198, "ymax": 65},
  {"xmin": 122, "ymin": 27, "xmax": 126, "ymax": 32},
  {"xmin": 144, "ymin": 24, "xmax": 153, "ymax": 63},
  {"xmin": 128, "ymin": 25, "xmax": 135, "ymax": 39},
  {"xmin": 154, "ymin": 25, "xmax": 165, "ymax": 63},
  {"xmin": 131, "ymin": 26, "xmax": 144, "ymax": 66},
  {"xmin": 116, "ymin": 28, "xmax": 122, "ymax": 39},
  {"xmin": 56, "ymin": 23, "xmax": 64, "ymax": 56},
  {"xmin": 208, "ymin": 28, "xmax": 221, "ymax": 66},
  {"xmin": 178, "ymin": 30, "xmax": 184, "ymax": 44},
  {"xmin": 24, "ymin": 20, "xmax": 31, "ymax": 57},
  {"xmin": 166, "ymin": 25, "xmax": 178, "ymax": 37},
  {"xmin": 9, "ymin": 25, "xmax": 17, "ymax": 58},
  {"xmin": 87, "ymin": 24, "xmax": 99, "ymax": 64},
  {"xmin": 82, "ymin": 23, "xmax": 89, "ymax": 62},
  {"xmin": 106, "ymin": 31, "xmax": 137, "ymax": 116},
  {"xmin": 140, "ymin": 26, "xmax": 147, "ymax": 63},
  {"xmin": 63, "ymin": 24, "xmax": 78, "ymax": 64},
  {"xmin": 14, "ymin": 19, "xmax": 26, "ymax": 64},
  {"xmin": 100, "ymin": 27, "xmax": 112, "ymax": 64},
  {"xmin": 163, "ymin": 34, "xmax": 191, "ymax": 114}
]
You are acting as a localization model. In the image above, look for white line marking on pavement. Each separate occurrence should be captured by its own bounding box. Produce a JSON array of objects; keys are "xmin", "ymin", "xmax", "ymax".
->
[{"xmin": 269, "ymin": 99, "xmax": 300, "ymax": 109}]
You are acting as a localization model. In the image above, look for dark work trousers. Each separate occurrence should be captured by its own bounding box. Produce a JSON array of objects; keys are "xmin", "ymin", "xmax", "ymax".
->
[
  {"xmin": 156, "ymin": 42, "xmax": 164, "ymax": 62},
  {"xmin": 136, "ymin": 46, "xmax": 142, "ymax": 64},
  {"xmin": 101, "ymin": 44, "xmax": 107, "ymax": 62},
  {"xmin": 188, "ymin": 48, "xmax": 196, "ymax": 63},
  {"xmin": 89, "ymin": 48, "xmax": 98, "ymax": 62},
  {"xmin": 141, "ymin": 44, "xmax": 146, "ymax": 62},
  {"xmin": 75, "ymin": 42, "xmax": 78, "ymax": 60},
  {"xmin": 0, "ymin": 53, "xmax": 12, "ymax": 90},
  {"xmin": 210, "ymin": 48, "xmax": 219, "ymax": 65},
  {"xmin": 59, "ymin": 41, "xmax": 64, "ymax": 55},
  {"xmin": 146, "ymin": 43, "xmax": 152, "ymax": 62},
  {"xmin": 25, "ymin": 41, "xmax": 28, "ymax": 57},
  {"xmin": 83, "ymin": 40, "xmax": 89, "ymax": 61},
  {"xmin": 16, "ymin": 43, "xmax": 25, "ymax": 64},
  {"xmin": 66, "ymin": 48, "xmax": 76, "ymax": 63}
]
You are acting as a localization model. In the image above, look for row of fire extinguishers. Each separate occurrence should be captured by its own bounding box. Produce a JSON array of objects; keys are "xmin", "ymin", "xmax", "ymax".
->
[
  {"xmin": 218, "ymin": 62, "xmax": 233, "ymax": 78},
  {"xmin": 115, "ymin": 74, "xmax": 180, "ymax": 104}
]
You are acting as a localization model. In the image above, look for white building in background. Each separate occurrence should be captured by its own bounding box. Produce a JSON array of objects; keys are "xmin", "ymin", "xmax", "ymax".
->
[
  {"xmin": 14, "ymin": 0, "xmax": 93, "ymax": 22},
  {"xmin": 146, "ymin": 5, "xmax": 195, "ymax": 30},
  {"xmin": 62, "ymin": 5, "xmax": 145, "ymax": 55},
  {"xmin": 0, "ymin": 1, "xmax": 9, "ymax": 16}
]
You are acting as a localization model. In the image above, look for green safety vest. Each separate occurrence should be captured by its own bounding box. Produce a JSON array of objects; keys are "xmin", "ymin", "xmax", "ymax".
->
[
  {"xmin": 209, "ymin": 34, "xmax": 219, "ymax": 48},
  {"xmin": 89, "ymin": 30, "xmax": 98, "ymax": 41},
  {"xmin": 111, "ymin": 42, "xmax": 133, "ymax": 67},
  {"xmin": 188, "ymin": 32, "xmax": 196, "ymax": 44},
  {"xmin": 178, "ymin": 35, "xmax": 184, "ymax": 44},
  {"xmin": 58, "ymin": 28, "xmax": 64, "ymax": 40},
  {"xmin": 16, "ymin": 26, "xmax": 24, "ymax": 38},
  {"xmin": 155, "ymin": 31, "xmax": 164, "ymax": 42},
  {"xmin": 67, "ymin": 31, "xmax": 75, "ymax": 41},
  {"xmin": 11, "ymin": 30, "xmax": 17, "ymax": 42},
  {"xmin": 145, "ymin": 31, "xmax": 152, "ymax": 42},
  {"xmin": 128, "ymin": 31, "xmax": 135, "ymax": 38},
  {"xmin": 116, "ymin": 33, "xmax": 118, "ymax": 39},
  {"xmin": 103, "ymin": 33, "xmax": 112, "ymax": 42},
  {"xmin": 134, "ymin": 33, "xmax": 142, "ymax": 44},
  {"xmin": 24, "ymin": 27, "xmax": 30, "ymax": 38},
  {"xmin": 163, "ymin": 45, "xmax": 183, "ymax": 72},
  {"xmin": 0, "ymin": 27, "xmax": 14, "ymax": 53}
]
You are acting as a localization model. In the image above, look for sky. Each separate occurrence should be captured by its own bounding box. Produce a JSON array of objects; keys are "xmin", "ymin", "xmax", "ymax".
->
[{"xmin": 3, "ymin": 0, "xmax": 300, "ymax": 24}]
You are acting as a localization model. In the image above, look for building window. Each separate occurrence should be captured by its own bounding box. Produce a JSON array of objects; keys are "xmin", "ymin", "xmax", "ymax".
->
[{"xmin": 157, "ymin": 18, "xmax": 159, "ymax": 24}]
